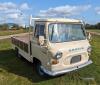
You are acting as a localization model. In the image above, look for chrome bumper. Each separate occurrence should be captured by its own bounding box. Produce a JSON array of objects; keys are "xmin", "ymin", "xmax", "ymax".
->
[{"xmin": 41, "ymin": 60, "xmax": 92, "ymax": 76}]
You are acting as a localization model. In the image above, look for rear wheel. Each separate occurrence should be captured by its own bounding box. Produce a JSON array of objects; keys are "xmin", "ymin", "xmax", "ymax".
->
[{"xmin": 15, "ymin": 47, "xmax": 22, "ymax": 58}]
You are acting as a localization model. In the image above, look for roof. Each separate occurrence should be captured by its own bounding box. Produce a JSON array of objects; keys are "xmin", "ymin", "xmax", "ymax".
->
[{"xmin": 34, "ymin": 18, "xmax": 82, "ymax": 23}]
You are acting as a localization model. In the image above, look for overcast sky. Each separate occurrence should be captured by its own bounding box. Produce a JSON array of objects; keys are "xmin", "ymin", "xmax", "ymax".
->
[{"xmin": 0, "ymin": 0, "xmax": 100, "ymax": 26}]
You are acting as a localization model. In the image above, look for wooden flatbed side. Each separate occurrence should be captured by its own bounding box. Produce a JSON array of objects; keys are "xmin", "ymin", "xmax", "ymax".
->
[
  {"xmin": 12, "ymin": 35, "xmax": 31, "ymax": 44},
  {"xmin": 11, "ymin": 35, "xmax": 32, "ymax": 53}
]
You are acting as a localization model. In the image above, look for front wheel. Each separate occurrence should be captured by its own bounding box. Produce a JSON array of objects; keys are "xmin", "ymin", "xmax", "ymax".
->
[{"xmin": 34, "ymin": 61, "xmax": 49, "ymax": 77}]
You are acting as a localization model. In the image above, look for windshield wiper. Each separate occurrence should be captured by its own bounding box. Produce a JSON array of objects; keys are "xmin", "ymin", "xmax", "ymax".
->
[{"xmin": 51, "ymin": 26, "xmax": 54, "ymax": 41}]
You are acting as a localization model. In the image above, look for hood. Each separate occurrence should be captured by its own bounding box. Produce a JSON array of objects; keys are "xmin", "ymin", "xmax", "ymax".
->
[{"xmin": 49, "ymin": 39, "xmax": 90, "ymax": 56}]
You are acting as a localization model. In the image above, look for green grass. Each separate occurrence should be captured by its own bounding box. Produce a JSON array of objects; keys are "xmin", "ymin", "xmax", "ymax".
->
[
  {"xmin": 0, "ymin": 29, "xmax": 28, "ymax": 36},
  {"xmin": 87, "ymin": 29, "xmax": 100, "ymax": 33},
  {"xmin": 0, "ymin": 36, "xmax": 100, "ymax": 85}
]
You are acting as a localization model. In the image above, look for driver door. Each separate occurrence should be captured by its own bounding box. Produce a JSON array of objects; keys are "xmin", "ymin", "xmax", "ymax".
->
[{"xmin": 32, "ymin": 23, "xmax": 48, "ymax": 61}]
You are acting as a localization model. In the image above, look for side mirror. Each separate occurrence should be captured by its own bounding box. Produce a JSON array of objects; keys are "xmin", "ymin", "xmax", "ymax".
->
[
  {"xmin": 87, "ymin": 33, "xmax": 92, "ymax": 40},
  {"xmin": 39, "ymin": 36, "xmax": 45, "ymax": 46}
]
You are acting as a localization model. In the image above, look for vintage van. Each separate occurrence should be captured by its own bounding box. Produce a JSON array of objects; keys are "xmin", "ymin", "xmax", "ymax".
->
[{"xmin": 12, "ymin": 18, "xmax": 92, "ymax": 76}]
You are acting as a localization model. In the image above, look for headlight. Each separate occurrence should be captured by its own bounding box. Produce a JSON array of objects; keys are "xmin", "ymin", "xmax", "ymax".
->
[
  {"xmin": 87, "ymin": 46, "xmax": 92, "ymax": 53},
  {"xmin": 54, "ymin": 51, "xmax": 63, "ymax": 59}
]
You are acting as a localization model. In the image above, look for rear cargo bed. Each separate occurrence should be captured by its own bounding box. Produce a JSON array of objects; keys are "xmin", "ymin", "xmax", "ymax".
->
[{"xmin": 12, "ymin": 35, "xmax": 31, "ymax": 53}]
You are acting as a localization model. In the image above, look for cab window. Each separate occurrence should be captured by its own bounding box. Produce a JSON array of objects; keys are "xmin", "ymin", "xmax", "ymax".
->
[{"xmin": 34, "ymin": 24, "xmax": 45, "ymax": 38}]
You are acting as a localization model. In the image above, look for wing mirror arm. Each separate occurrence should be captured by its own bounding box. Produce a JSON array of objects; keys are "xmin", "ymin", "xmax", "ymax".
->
[{"xmin": 87, "ymin": 32, "xmax": 92, "ymax": 41}]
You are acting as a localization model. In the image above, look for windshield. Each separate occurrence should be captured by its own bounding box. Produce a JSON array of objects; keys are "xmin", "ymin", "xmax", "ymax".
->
[{"xmin": 48, "ymin": 23, "xmax": 86, "ymax": 43}]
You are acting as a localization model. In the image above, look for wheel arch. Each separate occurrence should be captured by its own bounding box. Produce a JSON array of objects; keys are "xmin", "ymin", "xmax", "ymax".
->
[{"xmin": 33, "ymin": 57, "xmax": 41, "ymax": 64}]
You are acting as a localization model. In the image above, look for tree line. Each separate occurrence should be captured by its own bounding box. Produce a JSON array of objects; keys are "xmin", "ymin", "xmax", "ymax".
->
[
  {"xmin": 0, "ymin": 23, "xmax": 26, "ymax": 30},
  {"xmin": 85, "ymin": 23, "xmax": 100, "ymax": 29}
]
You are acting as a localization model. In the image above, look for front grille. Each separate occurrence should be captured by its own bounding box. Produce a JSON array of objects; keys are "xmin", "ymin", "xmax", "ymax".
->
[{"xmin": 70, "ymin": 55, "xmax": 81, "ymax": 64}]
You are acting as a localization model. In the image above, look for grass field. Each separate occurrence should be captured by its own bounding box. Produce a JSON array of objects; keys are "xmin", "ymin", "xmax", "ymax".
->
[
  {"xmin": 0, "ymin": 29, "xmax": 28, "ymax": 36},
  {"xmin": 0, "ymin": 35, "xmax": 100, "ymax": 85},
  {"xmin": 87, "ymin": 29, "xmax": 100, "ymax": 33}
]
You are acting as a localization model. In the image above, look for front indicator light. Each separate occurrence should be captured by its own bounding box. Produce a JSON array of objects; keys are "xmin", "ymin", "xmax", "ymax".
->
[{"xmin": 51, "ymin": 59, "xmax": 59, "ymax": 65}]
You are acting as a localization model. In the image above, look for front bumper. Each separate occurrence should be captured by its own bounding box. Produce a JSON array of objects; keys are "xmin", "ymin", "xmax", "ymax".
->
[{"xmin": 41, "ymin": 60, "xmax": 92, "ymax": 76}]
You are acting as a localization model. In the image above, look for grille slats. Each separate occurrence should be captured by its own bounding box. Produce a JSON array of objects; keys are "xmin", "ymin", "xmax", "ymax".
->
[{"xmin": 71, "ymin": 55, "xmax": 81, "ymax": 64}]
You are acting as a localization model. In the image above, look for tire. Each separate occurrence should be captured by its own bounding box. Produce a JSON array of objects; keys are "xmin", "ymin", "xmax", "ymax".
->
[
  {"xmin": 15, "ymin": 47, "xmax": 22, "ymax": 58},
  {"xmin": 34, "ymin": 60, "xmax": 49, "ymax": 77}
]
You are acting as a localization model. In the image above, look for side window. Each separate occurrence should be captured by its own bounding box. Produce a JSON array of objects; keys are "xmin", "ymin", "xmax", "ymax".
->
[
  {"xmin": 34, "ymin": 24, "xmax": 39, "ymax": 37},
  {"xmin": 34, "ymin": 24, "xmax": 45, "ymax": 38}
]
